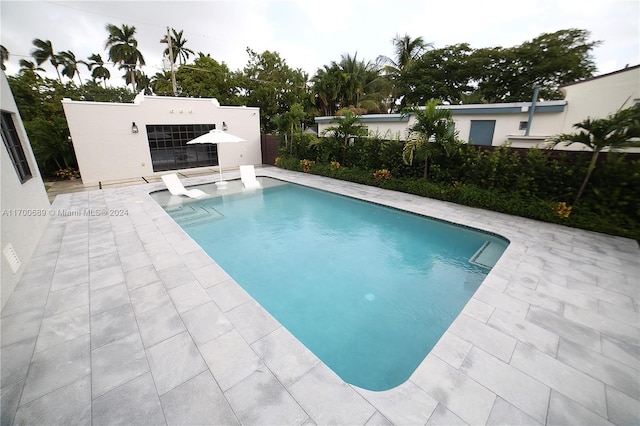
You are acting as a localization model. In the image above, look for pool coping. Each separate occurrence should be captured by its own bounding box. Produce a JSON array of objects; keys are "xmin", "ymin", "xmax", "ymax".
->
[{"xmin": 2, "ymin": 166, "xmax": 639, "ymax": 425}]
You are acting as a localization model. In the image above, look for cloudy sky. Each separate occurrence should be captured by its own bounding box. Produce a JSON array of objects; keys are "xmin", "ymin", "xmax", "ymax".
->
[{"xmin": 1, "ymin": 0, "xmax": 638, "ymax": 85}]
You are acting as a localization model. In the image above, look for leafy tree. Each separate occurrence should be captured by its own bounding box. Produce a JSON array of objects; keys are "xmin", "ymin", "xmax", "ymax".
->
[
  {"xmin": 31, "ymin": 38, "xmax": 62, "ymax": 82},
  {"xmin": 240, "ymin": 48, "xmax": 308, "ymax": 133},
  {"xmin": 402, "ymin": 99, "xmax": 458, "ymax": 179},
  {"xmin": 377, "ymin": 34, "xmax": 431, "ymax": 111},
  {"xmin": 86, "ymin": 53, "xmax": 111, "ymax": 88},
  {"xmin": 105, "ymin": 23, "xmax": 146, "ymax": 92},
  {"xmin": 160, "ymin": 29, "xmax": 194, "ymax": 65},
  {"xmin": 7, "ymin": 72, "xmax": 78, "ymax": 174},
  {"xmin": 398, "ymin": 29, "xmax": 599, "ymax": 105},
  {"xmin": 273, "ymin": 103, "xmax": 306, "ymax": 154},
  {"xmin": 153, "ymin": 53, "xmax": 241, "ymax": 103},
  {"xmin": 0, "ymin": 44, "xmax": 8, "ymax": 70},
  {"xmin": 548, "ymin": 104, "xmax": 640, "ymax": 205},
  {"xmin": 400, "ymin": 43, "xmax": 477, "ymax": 105}
]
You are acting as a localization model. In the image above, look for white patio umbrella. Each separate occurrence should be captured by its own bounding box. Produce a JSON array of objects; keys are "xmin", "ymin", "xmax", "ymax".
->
[{"xmin": 186, "ymin": 128, "xmax": 246, "ymax": 186}]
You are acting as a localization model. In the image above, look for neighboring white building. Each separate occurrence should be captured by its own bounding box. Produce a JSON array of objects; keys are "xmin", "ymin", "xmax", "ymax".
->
[
  {"xmin": 1, "ymin": 71, "xmax": 51, "ymax": 309},
  {"xmin": 316, "ymin": 65, "xmax": 640, "ymax": 150},
  {"xmin": 62, "ymin": 94, "xmax": 262, "ymax": 185}
]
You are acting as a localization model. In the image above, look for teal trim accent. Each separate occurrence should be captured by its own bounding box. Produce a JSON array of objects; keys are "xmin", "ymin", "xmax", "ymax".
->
[
  {"xmin": 451, "ymin": 104, "xmax": 565, "ymax": 115},
  {"xmin": 315, "ymin": 115, "xmax": 408, "ymax": 124}
]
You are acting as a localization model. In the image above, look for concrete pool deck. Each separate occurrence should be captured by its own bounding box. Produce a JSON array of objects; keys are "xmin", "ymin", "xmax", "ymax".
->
[{"xmin": 2, "ymin": 167, "xmax": 639, "ymax": 425}]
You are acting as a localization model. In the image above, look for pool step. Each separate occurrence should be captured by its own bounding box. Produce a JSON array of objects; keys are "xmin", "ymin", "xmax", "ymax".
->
[
  {"xmin": 469, "ymin": 241, "xmax": 502, "ymax": 269},
  {"xmin": 166, "ymin": 203, "xmax": 224, "ymax": 227}
]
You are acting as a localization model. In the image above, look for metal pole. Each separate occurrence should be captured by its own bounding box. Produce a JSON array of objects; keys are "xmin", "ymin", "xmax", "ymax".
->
[
  {"xmin": 166, "ymin": 27, "xmax": 177, "ymax": 96},
  {"xmin": 525, "ymin": 85, "xmax": 540, "ymax": 136}
]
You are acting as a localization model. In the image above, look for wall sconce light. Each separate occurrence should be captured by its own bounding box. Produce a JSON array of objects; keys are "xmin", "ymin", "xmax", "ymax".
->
[
  {"xmin": 131, "ymin": 122, "xmax": 139, "ymax": 133},
  {"xmin": 222, "ymin": 121, "xmax": 228, "ymax": 131}
]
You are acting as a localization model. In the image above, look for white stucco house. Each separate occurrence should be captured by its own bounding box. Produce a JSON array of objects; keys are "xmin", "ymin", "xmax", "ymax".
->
[
  {"xmin": 62, "ymin": 95, "xmax": 262, "ymax": 185},
  {"xmin": 1, "ymin": 71, "xmax": 51, "ymax": 309},
  {"xmin": 316, "ymin": 65, "xmax": 640, "ymax": 150}
]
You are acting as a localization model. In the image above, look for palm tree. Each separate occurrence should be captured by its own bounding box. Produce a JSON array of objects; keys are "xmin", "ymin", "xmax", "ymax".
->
[
  {"xmin": 378, "ymin": 34, "xmax": 430, "ymax": 72},
  {"xmin": 19, "ymin": 59, "xmax": 45, "ymax": 74},
  {"xmin": 58, "ymin": 50, "xmax": 86, "ymax": 85},
  {"xmin": 105, "ymin": 23, "xmax": 146, "ymax": 92},
  {"xmin": 548, "ymin": 104, "xmax": 640, "ymax": 205},
  {"xmin": 86, "ymin": 53, "xmax": 111, "ymax": 88},
  {"xmin": 323, "ymin": 110, "xmax": 368, "ymax": 146},
  {"xmin": 335, "ymin": 53, "xmax": 371, "ymax": 108},
  {"xmin": 377, "ymin": 34, "xmax": 431, "ymax": 112},
  {"xmin": 311, "ymin": 64, "xmax": 341, "ymax": 116},
  {"xmin": 402, "ymin": 99, "xmax": 458, "ymax": 179},
  {"xmin": 160, "ymin": 29, "xmax": 194, "ymax": 65},
  {"xmin": 31, "ymin": 38, "xmax": 62, "ymax": 81},
  {"xmin": 0, "ymin": 45, "xmax": 8, "ymax": 70}
]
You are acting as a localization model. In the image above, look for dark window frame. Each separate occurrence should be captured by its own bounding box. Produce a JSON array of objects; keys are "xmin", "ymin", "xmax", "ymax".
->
[
  {"xmin": 146, "ymin": 124, "xmax": 218, "ymax": 172},
  {"xmin": 1, "ymin": 111, "xmax": 32, "ymax": 183}
]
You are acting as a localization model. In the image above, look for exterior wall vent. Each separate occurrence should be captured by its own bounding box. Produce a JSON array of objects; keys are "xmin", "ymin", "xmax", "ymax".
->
[{"xmin": 3, "ymin": 243, "xmax": 21, "ymax": 273}]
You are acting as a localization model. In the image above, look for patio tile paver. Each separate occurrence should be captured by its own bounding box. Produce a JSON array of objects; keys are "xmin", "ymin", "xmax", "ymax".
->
[
  {"xmin": 34, "ymin": 304, "xmax": 90, "ymax": 352},
  {"xmin": 288, "ymin": 363, "xmax": 376, "ymax": 425},
  {"xmin": 128, "ymin": 281, "xmax": 172, "ymax": 316},
  {"xmin": 206, "ymin": 278, "xmax": 253, "ymax": 312},
  {"xmin": 411, "ymin": 354, "xmax": 497, "ymax": 425},
  {"xmin": 226, "ymin": 299, "xmax": 281, "ymax": 344},
  {"xmin": 159, "ymin": 371, "xmax": 238, "ymax": 425},
  {"xmin": 510, "ymin": 341, "xmax": 608, "ymax": 418},
  {"xmin": 525, "ymin": 305, "xmax": 603, "ymax": 352},
  {"xmin": 43, "ymin": 283, "xmax": 89, "ymax": 318},
  {"xmin": 225, "ymin": 370, "xmax": 309, "ymax": 425},
  {"xmin": 136, "ymin": 303, "xmax": 187, "ymax": 348},
  {"xmin": 556, "ymin": 339, "xmax": 640, "ymax": 400},
  {"xmin": 91, "ymin": 333, "xmax": 149, "ymax": 398},
  {"xmin": 251, "ymin": 326, "xmax": 320, "ymax": 387},
  {"xmin": 167, "ymin": 280, "xmax": 212, "ymax": 313},
  {"xmin": 486, "ymin": 397, "xmax": 543, "ymax": 426},
  {"xmin": 447, "ymin": 313, "xmax": 517, "ymax": 362},
  {"xmin": 460, "ymin": 346, "xmax": 550, "ymax": 423},
  {"xmin": 0, "ymin": 337, "xmax": 36, "ymax": 389},
  {"xmin": 91, "ymin": 372, "xmax": 165, "ymax": 426},
  {"xmin": 355, "ymin": 380, "xmax": 439, "ymax": 425},
  {"xmin": 89, "ymin": 281, "xmax": 129, "ymax": 315},
  {"xmin": 13, "ymin": 375, "xmax": 91, "ymax": 426},
  {"xmin": 486, "ymin": 308, "xmax": 560, "ymax": 357},
  {"xmin": 145, "ymin": 331, "xmax": 207, "ymax": 395},
  {"xmin": 199, "ymin": 329, "xmax": 265, "ymax": 392},
  {"xmin": 90, "ymin": 303, "xmax": 138, "ymax": 349},
  {"xmin": 180, "ymin": 301, "xmax": 233, "ymax": 346},
  {"xmin": 1, "ymin": 168, "xmax": 638, "ymax": 425},
  {"xmin": 425, "ymin": 403, "xmax": 468, "ymax": 425},
  {"xmin": 20, "ymin": 334, "xmax": 91, "ymax": 405},
  {"xmin": 605, "ymin": 386, "xmax": 640, "ymax": 426},
  {"xmin": 547, "ymin": 390, "xmax": 613, "ymax": 425},
  {"xmin": 0, "ymin": 307, "xmax": 43, "ymax": 347}
]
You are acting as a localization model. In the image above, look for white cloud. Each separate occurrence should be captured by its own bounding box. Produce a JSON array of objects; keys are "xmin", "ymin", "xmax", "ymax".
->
[{"xmin": 1, "ymin": 0, "xmax": 637, "ymax": 83}]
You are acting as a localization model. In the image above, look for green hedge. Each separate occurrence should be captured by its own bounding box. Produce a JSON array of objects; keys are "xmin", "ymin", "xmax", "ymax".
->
[{"xmin": 275, "ymin": 159, "xmax": 640, "ymax": 241}]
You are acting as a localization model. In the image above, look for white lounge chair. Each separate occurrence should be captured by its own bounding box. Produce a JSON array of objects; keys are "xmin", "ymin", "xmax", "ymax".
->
[
  {"xmin": 239, "ymin": 165, "xmax": 261, "ymax": 189},
  {"xmin": 161, "ymin": 173, "xmax": 207, "ymax": 199}
]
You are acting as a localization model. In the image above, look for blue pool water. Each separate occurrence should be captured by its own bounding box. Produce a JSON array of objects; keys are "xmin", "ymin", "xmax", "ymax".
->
[{"xmin": 163, "ymin": 179, "xmax": 508, "ymax": 391}]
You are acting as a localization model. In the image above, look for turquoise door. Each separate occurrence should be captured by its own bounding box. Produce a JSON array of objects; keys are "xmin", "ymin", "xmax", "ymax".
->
[{"xmin": 469, "ymin": 120, "xmax": 496, "ymax": 146}]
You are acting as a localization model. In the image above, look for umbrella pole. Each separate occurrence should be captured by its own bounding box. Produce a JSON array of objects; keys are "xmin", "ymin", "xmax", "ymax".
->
[{"xmin": 216, "ymin": 143, "xmax": 227, "ymax": 186}]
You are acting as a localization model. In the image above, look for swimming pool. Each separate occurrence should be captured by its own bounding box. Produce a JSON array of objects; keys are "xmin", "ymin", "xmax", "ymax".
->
[{"xmin": 160, "ymin": 178, "xmax": 508, "ymax": 391}]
